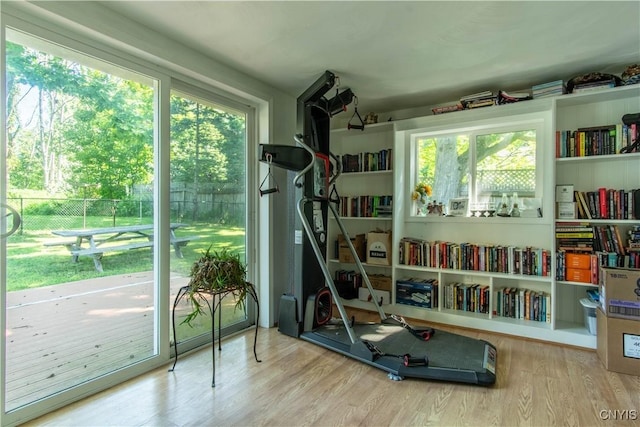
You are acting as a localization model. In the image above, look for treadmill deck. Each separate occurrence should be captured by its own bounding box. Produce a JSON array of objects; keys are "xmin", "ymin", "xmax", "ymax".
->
[{"xmin": 300, "ymin": 319, "xmax": 496, "ymax": 385}]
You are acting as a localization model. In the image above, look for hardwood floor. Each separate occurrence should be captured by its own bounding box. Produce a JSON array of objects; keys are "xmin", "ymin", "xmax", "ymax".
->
[{"xmin": 25, "ymin": 312, "xmax": 639, "ymax": 427}]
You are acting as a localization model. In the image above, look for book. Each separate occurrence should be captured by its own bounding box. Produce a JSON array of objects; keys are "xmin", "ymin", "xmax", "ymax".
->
[
  {"xmin": 497, "ymin": 90, "xmax": 532, "ymax": 104},
  {"xmin": 432, "ymin": 104, "xmax": 463, "ymax": 115},
  {"xmin": 555, "ymin": 184, "xmax": 574, "ymax": 202},
  {"xmin": 460, "ymin": 91, "xmax": 493, "ymax": 102}
]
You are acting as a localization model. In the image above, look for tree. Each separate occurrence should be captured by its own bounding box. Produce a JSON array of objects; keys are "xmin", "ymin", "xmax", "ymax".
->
[
  {"xmin": 64, "ymin": 75, "xmax": 154, "ymax": 199},
  {"xmin": 418, "ymin": 130, "xmax": 535, "ymax": 203},
  {"xmin": 5, "ymin": 42, "xmax": 80, "ymax": 192},
  {"xmin": 170, "ymin": 95, "xmax": 246, "ymax": 187}
]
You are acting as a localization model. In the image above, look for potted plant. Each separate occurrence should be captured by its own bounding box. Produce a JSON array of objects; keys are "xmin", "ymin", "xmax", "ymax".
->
[{"xmin": 182, "ymin": 246, "xmax": 256, "ymax": 325}]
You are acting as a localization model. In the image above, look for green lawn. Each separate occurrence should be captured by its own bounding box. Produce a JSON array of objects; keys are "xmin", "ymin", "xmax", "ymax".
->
[{"xmin": 6, "ymin": 218, "xmax": 245, "ymax": 291}]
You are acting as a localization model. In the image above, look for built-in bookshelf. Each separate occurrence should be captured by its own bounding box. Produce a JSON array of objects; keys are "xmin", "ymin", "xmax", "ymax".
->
[
  {"xmin": 329, "ymin": 84, "xmax": 640, "ymax": 349},
  {"xmin": 326, "ymin": 122, "xmax": 395, "ymax": 307},
  {"xmin": 554, "ymin": 84, "xmax": 640, "ymax": 346}
]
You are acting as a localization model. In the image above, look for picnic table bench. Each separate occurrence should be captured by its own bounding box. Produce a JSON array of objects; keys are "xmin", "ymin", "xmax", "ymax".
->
[{"xmin": 45, "ymin": 223, "xmax": 198, "ymax": 272}]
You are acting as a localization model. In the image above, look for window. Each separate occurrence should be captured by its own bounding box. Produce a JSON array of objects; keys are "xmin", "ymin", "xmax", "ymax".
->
[{"xmin": 413, "ymin": 119, "xmax": 543, "ymax": 216}]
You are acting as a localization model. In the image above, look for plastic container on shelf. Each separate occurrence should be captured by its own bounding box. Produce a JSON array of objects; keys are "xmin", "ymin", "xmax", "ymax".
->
[{"xmin": 579, "ymin": 298, "xmax": 598, "ymax": 335}]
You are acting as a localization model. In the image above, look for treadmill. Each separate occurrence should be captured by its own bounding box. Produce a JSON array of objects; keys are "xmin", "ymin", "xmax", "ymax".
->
[{"xmin": 260, "ymin": 71, "xmax": 497, "ymax": 386}]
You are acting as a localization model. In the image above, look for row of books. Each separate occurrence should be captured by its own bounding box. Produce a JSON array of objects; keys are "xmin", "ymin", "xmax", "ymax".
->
[
  {"xmin": 333, "ymin": 269, "xmax": 362, "ymax": 299},
  {"xmin": 532, "ymin": 80, "xmax": 566, "ymax": 99},
  {"xmin": 555, "ymin": 123, "xmax": 638, "ymax": 158},
  {"xmin": 443, "ymin": 282, "xmax": 490, "ymax": 314},
  {"xmin": 334, "ymin": 269, "xmax": 362, "ymax": 287},
  {"xmin": 494, "ymin": 288, "xmax": 551, "ymax": 322},
  {"xmin": 555, "ymin": 250, "xmax": 640, "ymax": 284},
  {"xmin": 339, "ymin": 149, "xmax": 392, "ymax": 173},
  {"xmin": 337, "ymin": 195, "xmax": 393, "ymax": 218},
  {"xmin": 572, "ymin": 188, "xmax": 639, "ymax": 220},
  {"xmin": 398, "ymin": 237, "xmax": 552, "ymax": 276},
  {"xmin": 630, "ymin": 225, "xmax": 640, "ymax": 251},
  {"xmin": 555, "ymin": 223, "xmax": 629, "ymax": 254}
]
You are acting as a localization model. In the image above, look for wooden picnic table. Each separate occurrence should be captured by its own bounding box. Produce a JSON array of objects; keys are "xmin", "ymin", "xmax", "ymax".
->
[{"xmin": 47, "ymin": 223, "xmax": 197, "ymax": 272}]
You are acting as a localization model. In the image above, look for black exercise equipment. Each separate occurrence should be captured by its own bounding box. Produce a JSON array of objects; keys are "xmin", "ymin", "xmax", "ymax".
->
[
  {"xmin": 261, "ymin": 70, "xmax": 497, "ymax": 386},
  {"xmin": 259, "ymin": 153, "xmax": 280, "ymax": 197},
  {"xmin": 347, "ymin": 95, "xmax": 365, "ymax": 131}
]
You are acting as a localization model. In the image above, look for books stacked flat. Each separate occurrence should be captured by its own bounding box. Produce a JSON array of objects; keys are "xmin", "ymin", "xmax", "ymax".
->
[
  {"xmin": 497, "ymin": 90, "xmax": 532, "ymax": 104},
  {"xmin": 532, "ymin": 80, "xmax": 566, "ymax": 99},
  {"xmin": 431, "ymin": 103, "xmax": 463, "ymax": 115},
  {"xmin": 460, "ymin": 91, "xmax": 495, "ymax": 109},
  {"xmin": 571, "ymin": 79, "xmax": 616, "ymax": 93},
  {"xmin": 628, "ymin": 225, "xmax": 640, "ymax": 253}
]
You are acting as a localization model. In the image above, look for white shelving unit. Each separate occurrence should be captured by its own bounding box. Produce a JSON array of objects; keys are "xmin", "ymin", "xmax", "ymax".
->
[
  {"xmin": 326, "ymin": 122, "xmax": 394, "ymax": 309},
  {"xmin": 553, "ymin": 85, "xmax": 640, "ymax": 346},
  {"xmin": 327, "ymin": 85, "xmax": 640, "ymax": 349}
]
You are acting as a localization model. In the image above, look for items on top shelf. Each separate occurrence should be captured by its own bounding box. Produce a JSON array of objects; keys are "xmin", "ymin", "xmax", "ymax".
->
[
  {"xmin": 431, "ymin": 103, "xmax": 463, "ymax": 115},
  {"xmin": 566, "ymin": 72, "xmax": 622, "ymax": 94},
  {"xmin": 496, "ymin": 90, "xmax": 532, "ymax": 104},
  {"xmin": 532, "ymin": 80, "xmax": 566, "ymax": 98},
  {"xmin": 621, "ymin": 64, "xmax": 640, "ymax": 86},
  {"xmin": 459, "ymin": 90, "xmax": 496, "ymax": 109}
]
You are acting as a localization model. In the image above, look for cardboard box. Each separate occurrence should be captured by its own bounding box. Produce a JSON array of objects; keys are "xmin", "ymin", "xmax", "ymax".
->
[
  {"xmin": 599, "ymin": 267, "xmax": 640, "ymax": 320},
  {"xmin": 596, "ymin": 308, "xmax": 640, "ymax": 376},
  {"xmin": 366, "ymin": 274, "xmax": 392, "ymax": 292},
  {"xmin": 366, "ymin": 231, "xmax": 392, "ymax": 265},
  {"xmin": 396, "ymin": 279, "xmax": 438, "ymax": 309},
  {"xmin": 358, "ymin": 287, "xmax": 390, "ymax": 305},
  {"xmin": 338, "ymin": 234, "xmax": 366, "ymax": 263}
]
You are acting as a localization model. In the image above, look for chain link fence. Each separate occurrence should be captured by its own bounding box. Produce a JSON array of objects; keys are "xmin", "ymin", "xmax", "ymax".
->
[{"xmin": 6, "ymin": 195, "xmax": 245, "ymax": 235}]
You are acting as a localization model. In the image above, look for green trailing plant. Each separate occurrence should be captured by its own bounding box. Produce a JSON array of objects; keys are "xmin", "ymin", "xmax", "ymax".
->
[{"xmin": 182, "ymin": 246, "xmax": 253, "ymax": 326}]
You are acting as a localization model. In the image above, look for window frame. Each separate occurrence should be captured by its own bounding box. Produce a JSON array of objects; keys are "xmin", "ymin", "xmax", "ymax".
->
[{"xmin": 408, "ymin": 115, "xmax": 546, "ymax": 218}]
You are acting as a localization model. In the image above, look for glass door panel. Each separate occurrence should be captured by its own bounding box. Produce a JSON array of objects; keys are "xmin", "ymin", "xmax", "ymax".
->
[
  {"xmin": 169, "ymin": 89, "xmax": 251, "ymax": 353},
  {"xmin": 3, "ymin": 29, "xmax": 157, "ymax": 411}
]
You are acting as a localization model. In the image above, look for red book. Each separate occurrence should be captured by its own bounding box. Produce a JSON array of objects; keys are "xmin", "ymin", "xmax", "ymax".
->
[{"xmin": 598, "ymin": 187, "xmax": 608, "ymax": 219}]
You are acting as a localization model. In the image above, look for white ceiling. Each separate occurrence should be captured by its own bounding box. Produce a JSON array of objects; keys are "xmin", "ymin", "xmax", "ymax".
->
[{"xmin": 98, "ymin": 1, "xmax": 640, "ymax": 114}]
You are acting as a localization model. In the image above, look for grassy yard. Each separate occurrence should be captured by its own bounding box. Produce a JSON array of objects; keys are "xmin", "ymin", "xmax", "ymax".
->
[{"xmin": 5, "ymin": 217, "xmax": 245, "ymax": 291}]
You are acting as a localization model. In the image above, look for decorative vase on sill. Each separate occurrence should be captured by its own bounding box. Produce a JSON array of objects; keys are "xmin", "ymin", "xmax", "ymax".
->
[
  {"xmin": 411, "ymin": 182, "xmax": 432, "ymax": 217},
  {"xmin": 414, "ymin": 200, "xmax": 427, "ymax": 216}
]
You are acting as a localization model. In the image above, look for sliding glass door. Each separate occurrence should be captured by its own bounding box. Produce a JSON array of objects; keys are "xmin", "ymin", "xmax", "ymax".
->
[
  {"xmin": 2, "ymin": 17, "xmax": 256, "ymax": 424},
  {"xmin": 3, "ymin": 29, "xmax": 159, "ymax": 412},
  {"xmin": 169, "ymin": 87, "xmax": 253, "ymax": 353}
]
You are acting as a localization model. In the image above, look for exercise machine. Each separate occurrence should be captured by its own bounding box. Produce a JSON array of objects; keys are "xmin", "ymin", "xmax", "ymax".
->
[{"xmin": 260, "ymin": 71, "xmax": 497, "ymax": 385}]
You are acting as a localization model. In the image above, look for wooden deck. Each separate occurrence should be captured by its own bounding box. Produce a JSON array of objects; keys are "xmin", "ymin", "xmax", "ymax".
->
[{"xmin": 4, "ymin": 272, "xmax": 200, "ymax": 410}]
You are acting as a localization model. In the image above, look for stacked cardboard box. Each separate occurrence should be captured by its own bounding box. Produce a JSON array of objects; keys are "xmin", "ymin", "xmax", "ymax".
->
[
  {"xmin": 596, "ymin": 267, "xmax": 640, "ymax": 376},
  {"xmin": 337, "ymin": 234, "xmax": 366, "ymax": 263}
]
